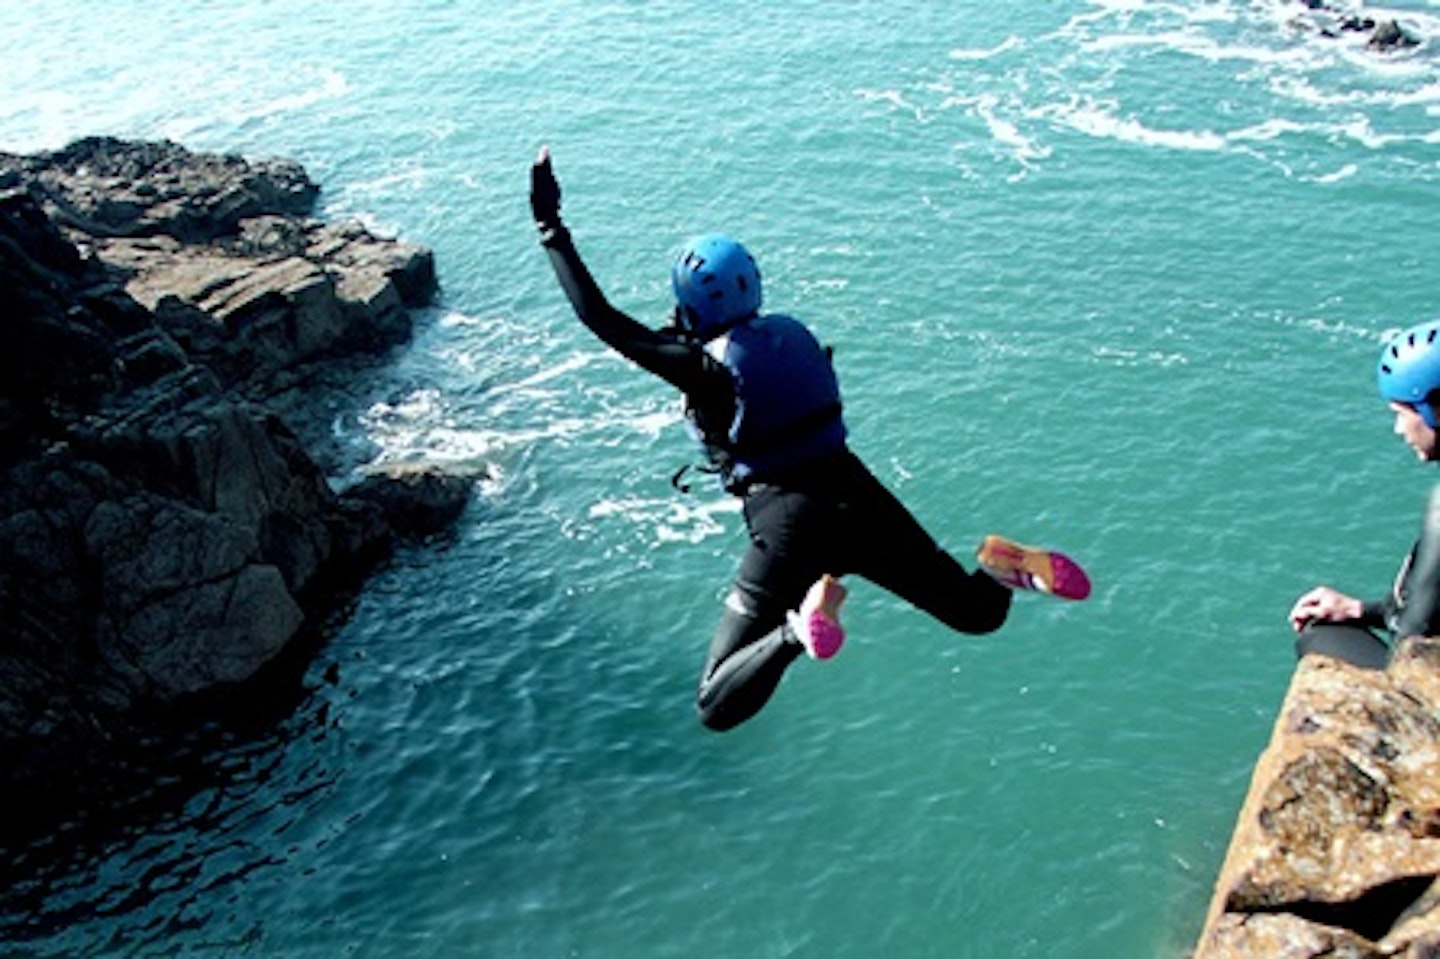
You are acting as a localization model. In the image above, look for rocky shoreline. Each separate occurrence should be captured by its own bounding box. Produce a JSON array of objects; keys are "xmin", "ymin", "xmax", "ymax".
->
[{"xmin": 0, "ymin": 138, "xmax": 472, "ymax": 809}]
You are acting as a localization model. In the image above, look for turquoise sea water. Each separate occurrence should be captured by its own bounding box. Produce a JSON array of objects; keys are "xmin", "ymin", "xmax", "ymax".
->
[{"xmin": 3, "ymin": 2, "xmax": 1439, "ymax": 956}]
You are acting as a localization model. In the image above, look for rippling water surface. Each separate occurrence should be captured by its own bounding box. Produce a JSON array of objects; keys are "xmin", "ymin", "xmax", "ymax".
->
[{"xmin": 3, "ymin": 2, "xmax": 1439, "ymax": 955}]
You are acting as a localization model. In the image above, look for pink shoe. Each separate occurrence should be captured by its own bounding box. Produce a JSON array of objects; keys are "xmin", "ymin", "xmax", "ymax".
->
[
  {"xmin": 789, "ymin": 574, "xmax": 847, "ymax": 660},
  {"xmin": 977, "ymin": 535, "xmax": 1091, "ymax": 601}
]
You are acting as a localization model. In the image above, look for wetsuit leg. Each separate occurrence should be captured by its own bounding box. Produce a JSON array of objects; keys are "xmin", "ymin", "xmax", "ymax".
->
[
  {"xmin": 1295, "ymin": 622, "xmax": 1390, "ymax": 670},
  {"xmin": 832, "ymin": 455, "xmax": 1012, "ymax": 635},
  {"xmin": 694, "ymin": 452, "xmax": 1013, "ymax": 731},
  {"xmin": 695, "ymin": 485, "xmax": 827, "ymax": 732}
]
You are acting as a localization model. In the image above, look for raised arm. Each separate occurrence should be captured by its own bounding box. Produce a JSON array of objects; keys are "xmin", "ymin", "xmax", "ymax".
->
[{"xmin": 529, "ymin": 147, "xmax": 713, "ymax": 394}]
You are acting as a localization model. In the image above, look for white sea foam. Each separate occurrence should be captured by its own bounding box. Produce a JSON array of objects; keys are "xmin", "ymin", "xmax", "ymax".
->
[
  {"xmin": 948, "ymin": 35, "xmax": 1024, "ymax": 62},
  {"xmin": 1293, "ymin": 315, "xmax": 1395, "ymax": 341},
  {"xmin": 1041, "ymin": 96, "xmax": 1228, "ymax": 151},
  {"xmin": 1301, "ymin": 162, "xmax": 1360, "ymax": 183},
  {"xmin": 1090, "ymin": 345, "xmax": 1190, "ymax": 368},
  {"xmin": 586, "ymin": 495, "xmax": 737, "ymax": 546},
  {"xmin": 249, "ymin": 67, "xmax": 350, "ymax": 120},
  {"xmin": 853, "ymin": 87, "xmax": 931, "ymax": 123},
  {"xmin": 974, "ymin": 94, "xmax": 1052, "ymax": 163},
  {"xmin": 357, "ymin": 370, "xmax": 682, "ymax": 494},
  {"xmin": 1227, "ymin": 117, "xmax": 1311, "ymax": 142},
  {"xmin": 488, "ymin": 353, "xmax": 597, "ymax": 395},
  {"xmin": 360, "ymin": 416, "xmax": 592, "ymax": 480}
]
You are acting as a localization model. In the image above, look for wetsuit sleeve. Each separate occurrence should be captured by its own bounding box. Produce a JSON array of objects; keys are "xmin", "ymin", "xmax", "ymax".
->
[
  {"xmin": 539, "ymin": 226, "xmax": 717, "ymax": 395},
  {"xmin": 1358, "ymin": 597, "xmax": 1394, "ymax": 629}
]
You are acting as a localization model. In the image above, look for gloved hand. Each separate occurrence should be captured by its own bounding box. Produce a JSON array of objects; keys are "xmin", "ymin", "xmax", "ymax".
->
[{"xmin": 530, "ymin": 145, "xmax": 562, "ymax": 231}]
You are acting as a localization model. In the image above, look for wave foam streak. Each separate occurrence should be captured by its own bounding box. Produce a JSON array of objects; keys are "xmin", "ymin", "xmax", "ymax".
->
[{"xmin": 855, "ymin": 0, "xmax": 1439, "ymax": 184}]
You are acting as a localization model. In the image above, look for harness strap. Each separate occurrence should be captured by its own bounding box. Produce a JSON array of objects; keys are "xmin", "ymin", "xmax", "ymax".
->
[{"xmin": 670, "ymin": 462, "xmax": 722, "ymax": 494}]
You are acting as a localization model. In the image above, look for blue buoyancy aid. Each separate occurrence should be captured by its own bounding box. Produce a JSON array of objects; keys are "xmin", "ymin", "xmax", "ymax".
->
[{"xmin": 687, "ymin": 313, "xmax": 847, "ymax": 491}]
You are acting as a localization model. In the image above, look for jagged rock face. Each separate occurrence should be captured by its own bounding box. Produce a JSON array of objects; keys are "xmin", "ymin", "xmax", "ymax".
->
[
  {"xmin": 0, "ymin": 135, "xmax": 318, "ymax": 242},
  {"xmin": 1194, "ymin": 640, "xmax": 1440, "ymax": 957},
  {"xmin": 0, "ymin": 139, "xmax": 455, "ymax": 761},
  {"xmin": 1, "ymin": 136, "xmax": 437, "ymax": 397},
  {"xmin": 0, "ymin": 190, "xmax": 125, "ymax": 451},
  {"xmin": 0, "ymin": 189, "xmax": 370, "ymax": 744}
]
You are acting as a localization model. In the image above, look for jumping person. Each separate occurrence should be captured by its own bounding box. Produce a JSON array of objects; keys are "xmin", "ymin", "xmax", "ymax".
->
[
  {"xmin": 529, "ymin": 147, "xmax": 1090, "ymax": 731},
  {"xmin": 1289, "ymin": 320, "xmax": 1440, "ymax": 668}
]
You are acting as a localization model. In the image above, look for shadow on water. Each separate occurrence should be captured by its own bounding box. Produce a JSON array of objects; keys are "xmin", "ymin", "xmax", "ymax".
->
[{"xmin": 0, "ymin": 560, "xmax": 376, "ymax": 949}]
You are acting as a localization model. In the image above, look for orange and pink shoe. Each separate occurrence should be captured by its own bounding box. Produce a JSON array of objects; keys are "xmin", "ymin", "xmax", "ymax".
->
[
  {"xmin": 788, "ymin": 574, "xmax": 848, "ymax": 660},
  {"xmin": 977, "ymin": 534, "xmax": 1091, "ymax": 601}
]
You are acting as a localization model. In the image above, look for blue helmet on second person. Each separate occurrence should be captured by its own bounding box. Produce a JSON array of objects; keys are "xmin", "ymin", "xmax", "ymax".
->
[
  {"xmin": 671, "ymin": 233, "xmax": 762, "ymax": 341},
  {"xmin": 1378, "ymin": 320, "xmax": 1440, "ymax": 428}
]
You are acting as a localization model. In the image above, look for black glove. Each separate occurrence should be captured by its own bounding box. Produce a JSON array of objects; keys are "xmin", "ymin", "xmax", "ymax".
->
[{"xmin": 530, "ymin": 145, "xmax": 562, "ymax": 231}]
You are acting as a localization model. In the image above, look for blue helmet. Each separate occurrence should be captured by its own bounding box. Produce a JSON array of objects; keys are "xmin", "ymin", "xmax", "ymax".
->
[
  {"xmin": 1378, "ymin": 320, "xmax": 1440, "ymax": 427},
  {"xmin": 671, "ymin": 234, "xmax": 762, "ymax": 341}
]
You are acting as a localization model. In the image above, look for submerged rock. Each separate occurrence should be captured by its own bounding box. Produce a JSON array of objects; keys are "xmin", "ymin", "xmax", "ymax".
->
[
  {"xmin": 346, "ymin": 463, "xmax": 480, "ymax": 540},
  {"xmin": 1368, "ymin": 19, "xmax": 1421, "ymax": 52},
  {"xmin": 0, "ymin": 138, "xmax": 465, "ymax": 777}
]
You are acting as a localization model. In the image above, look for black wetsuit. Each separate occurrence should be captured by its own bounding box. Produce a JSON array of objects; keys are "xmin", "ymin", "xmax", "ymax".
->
[
  {"xmin": 539, "ymin": 226, "xmax": 1012, "ymax": 730},
  {"xmin": 1296, "ymin": 483, "xmax": 1440, "ymax": 669}
]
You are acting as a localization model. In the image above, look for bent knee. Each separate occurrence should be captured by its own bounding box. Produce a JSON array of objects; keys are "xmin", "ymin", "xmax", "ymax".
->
[
  {"xmin": 1294, "ymin": 623, "xmax": 1390, "ymax": 670},
  {"xmin": 970, "ymin": 609, "xmax": 1009, "ymax": 635},
  {"xmin": 943, "ymin": 593, "xmax": 1011, "ymax": 635},
  {"xmin": 696, "ymin": 699, "xmax": 744, "ymax": 733}
]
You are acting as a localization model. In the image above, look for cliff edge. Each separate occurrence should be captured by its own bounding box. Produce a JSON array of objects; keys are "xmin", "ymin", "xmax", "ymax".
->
[{"xmin": 1193, "ymin": 639, "xmax": 1440, "ymax": 957}]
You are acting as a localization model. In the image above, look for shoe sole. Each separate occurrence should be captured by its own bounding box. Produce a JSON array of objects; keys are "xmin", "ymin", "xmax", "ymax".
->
[
  {"xmin": 979, "ymin": 535, "xmax": 1091, "ymax": 601},
  {"xmin": 797, "ymin": 575, "xmax": 847, "ymax": 660}
]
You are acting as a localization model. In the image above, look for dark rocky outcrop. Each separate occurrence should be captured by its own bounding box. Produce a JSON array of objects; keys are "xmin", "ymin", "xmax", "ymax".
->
[
  {"xmin": 1285, "ymin": 1, "xmax": 1422, "ymax": 51},
  {"xmin": 0, "ymin": 138, "xmax": 472, "ymax": 785},
  {"xmin": 347, "ymin": 463, "xmax": 478, "ymax": 539},
  {"xmin": 2, "ymin": 136, "xmax": 437, "ymax": 399},
  {"xmin": 1366, "ymin": 19, "xmax": 1422, "ymax": 52}
]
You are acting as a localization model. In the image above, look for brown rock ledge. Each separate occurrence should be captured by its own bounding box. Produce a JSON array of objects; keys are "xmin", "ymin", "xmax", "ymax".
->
[{"xmin": 1193, "ymin": 639, "xmax": 1440, "ymax": 957}]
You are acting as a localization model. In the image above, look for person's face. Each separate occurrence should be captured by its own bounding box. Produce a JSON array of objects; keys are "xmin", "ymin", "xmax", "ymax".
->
[{"xmin": 1390, "ymin": 401, "xmax": 1439, "ymax": 461}]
